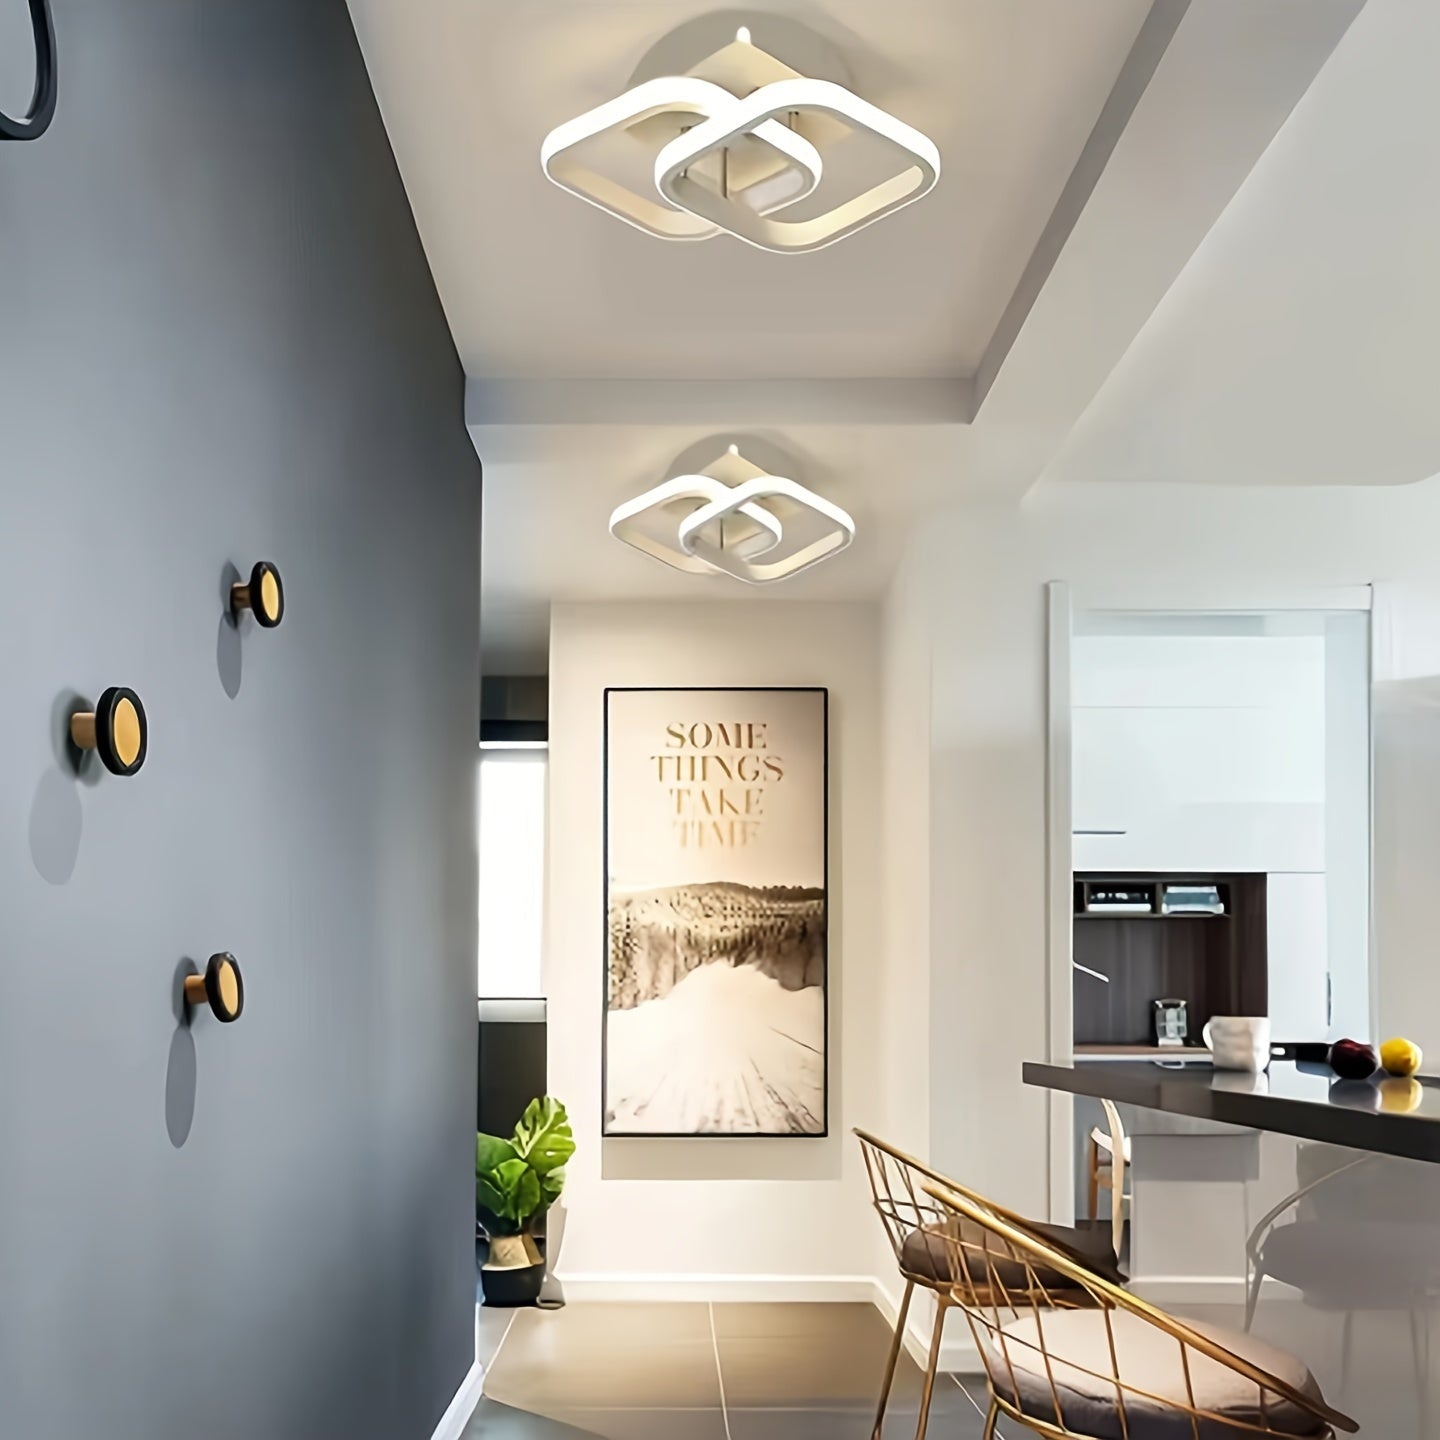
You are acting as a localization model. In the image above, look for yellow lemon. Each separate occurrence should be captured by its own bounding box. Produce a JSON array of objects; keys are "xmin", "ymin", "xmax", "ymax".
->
[
  {"xmin": 1380, "ymin": 1037, "xmax": 1423, "ymax": 1078},
  {"xmin": 1379, "ymin": 1078, "xmax": 1424, "ymax": 1113}
]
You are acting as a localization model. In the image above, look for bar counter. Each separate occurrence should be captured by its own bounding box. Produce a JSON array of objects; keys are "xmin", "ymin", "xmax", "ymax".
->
[
  {"xmin": 1025, "ymin": 1057, "xmax": 1440, "ymax": 1163},
  {"xmin": 1027, "ymin": 1055, "xmax": 1440, "ymax": 1435}
]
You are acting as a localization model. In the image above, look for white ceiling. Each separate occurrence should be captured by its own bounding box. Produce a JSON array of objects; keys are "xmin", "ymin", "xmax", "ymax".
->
[
  {"xmin": 348, "ymin": 0, "xmax": 1150, "ymax": 381},
  {"xmin": 1051, "ymin": 0, "xmax": 1440, "ymax": 489},
  {"xmin": 347, "ymin": 0, "xmax": 1394, "ymax": 672}
]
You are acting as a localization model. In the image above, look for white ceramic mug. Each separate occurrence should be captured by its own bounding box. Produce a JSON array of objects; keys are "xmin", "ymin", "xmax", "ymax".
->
[{"xmin": 1203, "ymin": 1016, "xmax": 1273, "ymax": 1073}]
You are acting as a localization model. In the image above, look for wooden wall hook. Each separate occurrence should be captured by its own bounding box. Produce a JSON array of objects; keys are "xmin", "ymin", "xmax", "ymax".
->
[
  {"xmin": 70, "ymin": 687, "xmax": 147, "ymax": 776},
  {"xmin": 230, "ymin": 561, "xmax": 285, "ymax": 628},
  {"xmin": 184, "ymin": 952, "xmax": 245, "ymax": 1024}
]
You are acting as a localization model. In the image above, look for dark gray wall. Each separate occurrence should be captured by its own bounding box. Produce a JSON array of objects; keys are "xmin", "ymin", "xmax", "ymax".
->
[{"xmin": 0, "ymin": 5, "xmax": 480, "ymax": 1438}]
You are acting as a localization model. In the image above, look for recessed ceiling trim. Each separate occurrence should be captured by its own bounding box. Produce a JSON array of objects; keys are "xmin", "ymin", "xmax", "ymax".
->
[
  {"xmin": 971, "ymin": 0, "xmax": 1364, "ymax": 433},
  {"xmin": 464, "ymin": 377, "xmax": 974, "ymax": 428},
  {"xmin": 973, "ymin": 0, "xmax": 1191, "ymax": 411}
]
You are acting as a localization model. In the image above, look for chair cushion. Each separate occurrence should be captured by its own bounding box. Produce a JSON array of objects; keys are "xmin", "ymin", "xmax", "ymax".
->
[
  {"xmin": 985, "ymin": 1308, "xmax": 1326, "ymax": 1438},
  {"xmin": 901, "ymin": 1217, "xmax": 1126, "ymax": 1291},
  {"xmin": 1260, "ymin": 1218, "xmax": 1439, "ymax": 1306}
]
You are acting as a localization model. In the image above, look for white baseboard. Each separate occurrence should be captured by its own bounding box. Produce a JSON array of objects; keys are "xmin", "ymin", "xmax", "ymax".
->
[
  {"xmin": 429, "ymin": 1359, "xmax": 483, "ymax": 1440},
  {"xmin": 871, "ymin": 1274, "xmax": 984, "ymax": 1375},
  {"xmin": 1129, "ymin": 1275, "xmax": 1297, "ymax": 1306},
  {"xmin": 429, "ymin": 1307, "xmax": 485, "ymax": 1440},
  {"xmin": 555, "ymin": 1272, "xmax": 878, "ymax": 1304}
]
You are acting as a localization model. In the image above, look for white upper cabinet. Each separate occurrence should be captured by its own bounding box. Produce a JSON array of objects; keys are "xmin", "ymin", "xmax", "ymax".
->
[
  {"xmin": 1266, "ymin": 872, "xmax": 1331, "ymax": 1040},
  {"xmin": 1072, "ymin": 633, "xmax": 1326, "ymax": 873}
]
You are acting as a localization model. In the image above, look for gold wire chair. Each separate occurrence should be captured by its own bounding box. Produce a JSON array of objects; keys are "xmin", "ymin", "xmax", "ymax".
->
[
  {"xmin": 1244, "ymin": 1148, "xmax": 1440, "ymax": 1432},
  {"xmin": 922, "ymin": 1179, "xmax": 1359, "ymax": 1440},
  {"xmin": 856, "ymin": 1129, "xmax": 1125, "ymax": 1440}
]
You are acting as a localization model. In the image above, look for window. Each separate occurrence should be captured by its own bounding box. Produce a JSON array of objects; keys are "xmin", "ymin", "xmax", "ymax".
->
[{"xmin": 477, "ymin": 748, "xmax": 546, "ymax": 997}]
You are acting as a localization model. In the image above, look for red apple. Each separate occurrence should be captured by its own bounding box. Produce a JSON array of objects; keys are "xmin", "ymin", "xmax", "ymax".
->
[{"xmin": 1328, "ymin": 1038, "xmax": 1379, "ymax": 1080}]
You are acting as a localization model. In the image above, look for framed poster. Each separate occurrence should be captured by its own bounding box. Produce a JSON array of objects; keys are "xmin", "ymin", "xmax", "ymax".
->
[{"xmin": 603, "ymin": 687, "xmax": 828, "ymax": 1137}]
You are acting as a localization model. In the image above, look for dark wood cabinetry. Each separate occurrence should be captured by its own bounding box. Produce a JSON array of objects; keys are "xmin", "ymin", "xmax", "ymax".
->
[{"xmin": 1073, "ymin": 873, "xmax": 1268, "ymax": 1048}]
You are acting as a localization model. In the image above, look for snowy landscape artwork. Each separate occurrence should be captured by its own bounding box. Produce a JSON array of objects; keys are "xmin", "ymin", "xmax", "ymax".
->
[{"xmin": 603, "ymin": 688, "xmax": 828, "ymax": 1137}]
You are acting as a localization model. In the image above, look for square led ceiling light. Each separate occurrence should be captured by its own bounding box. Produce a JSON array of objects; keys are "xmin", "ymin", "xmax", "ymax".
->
[
  {"xmin": 541, "ymin": 76, "xmax": 822, "ymax": 241},
  {"xmin": 655, "ymin": 77, "xmax": 939, "ymax": 254},
  {"xmin": 678, "ymin": 475, "xmax": 854, "ymax": 583},
  {"xmin": 608, "ymin": 474, "xmax": 783, "ymax": 575}
]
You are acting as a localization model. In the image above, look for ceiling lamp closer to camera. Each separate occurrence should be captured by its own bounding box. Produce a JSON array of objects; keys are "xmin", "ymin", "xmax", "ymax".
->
[{"xmin": 540, "ymin": 20, "xmax": 939, "ymax": 254}]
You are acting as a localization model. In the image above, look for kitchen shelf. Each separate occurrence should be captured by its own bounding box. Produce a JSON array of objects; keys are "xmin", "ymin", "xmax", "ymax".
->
[
  {"xmin": 1075, "ymin": 912, "xmax": 1229, "ymax": 921},
  {"xmin": 1072, "ymin": 871, "xmax": 1268, "ymax": 1052},
  {"xmin": 1075, "ymin": 1043, "xmax": 1211, "ymax": 1058}
]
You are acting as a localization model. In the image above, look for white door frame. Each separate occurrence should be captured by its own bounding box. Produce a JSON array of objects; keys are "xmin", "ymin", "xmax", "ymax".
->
[
  {"xmin": 1045, "ymin": 582, "xmax": 1076, "ymax": 1222},
  {"xmin": 1043, "ymin": 580, "xmax": 1380, "ymax": 1227}
]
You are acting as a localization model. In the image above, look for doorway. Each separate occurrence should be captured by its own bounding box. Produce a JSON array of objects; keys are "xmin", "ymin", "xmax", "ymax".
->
[{"xmin": 1044, "ymin": 590, "xmax": 1375, "ymax": 1225}]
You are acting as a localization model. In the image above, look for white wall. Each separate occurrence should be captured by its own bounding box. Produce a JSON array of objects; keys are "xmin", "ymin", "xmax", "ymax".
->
[
  {"xmin": 879, "ymin": 557, "xmax": 934, "ymax": 1166},
  {"xmin": 903, "ymin": 476, "xmax": 1440, "ymax": 1222},
  {"xmin": 545, "ymin": 600, "xmax": 888, "ymax": 1295},
  {"xmin": 537, "ymin": 475, "xmax": 1440, "ymax": 1311}
]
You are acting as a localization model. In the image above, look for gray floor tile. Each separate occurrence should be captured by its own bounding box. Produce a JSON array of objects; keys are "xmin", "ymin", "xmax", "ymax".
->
[
  {"xmin": 549, "ymin": 1408, "xmax": 730, "ymax": 1440},
  {"xmin": 474, "ymin": 1298, "xmax": 1004, "ymax": 1437},
  {"xmin": 711, "ymin": 1301, "xmax": 889, "ymax": 1342},
  {"xmin": 726, "ymin": 1380, "xmax": 978, "ymax": 1429},
  {"xmin": 715, "ymin": 1301, "xmax": 935, "ymax": 1408},
  {"xmin": 462, "ymin": 1398, "xmax": 603, "ymax": 1437},
  {"xmin": 727, "ymin": 1397, "xmax": 988, "ymax": 1440},
  {"xmin": 484, "ymin": 1305, "xmax": 722, "ymax": 1413},
  {"xmin": 717, "ymin": 1336, "xmax": 900, "ymax": 1407},
  {"xmin": 726, "ymin": 1410, "xmax": 882, "ymax": 1440}
]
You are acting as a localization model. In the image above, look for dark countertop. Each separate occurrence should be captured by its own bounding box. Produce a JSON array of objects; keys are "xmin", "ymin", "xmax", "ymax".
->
[
  {"xmin": 1074, "ymin": 1044, "xmax": 1213, "ymax": 1060},
  {"xmin": 1025, "ymin": 1059, "xmax": 1440, "ymax": 1164}
]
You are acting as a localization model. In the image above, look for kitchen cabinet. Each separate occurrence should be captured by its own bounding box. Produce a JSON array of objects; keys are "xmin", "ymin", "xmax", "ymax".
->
[
  {"xmin": 1072, "ymin": 634, "xmax": 1326, "ymax": 874},
  {"xmin": 1265, "ymin": 872, "xmax": 1330, "ymax": 1041}
]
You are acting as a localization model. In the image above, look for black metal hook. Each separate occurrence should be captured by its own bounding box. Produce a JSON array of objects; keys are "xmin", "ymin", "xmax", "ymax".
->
[{"xmin": 0, "ymin": 0, "xmax": 57, "ymax": 142}]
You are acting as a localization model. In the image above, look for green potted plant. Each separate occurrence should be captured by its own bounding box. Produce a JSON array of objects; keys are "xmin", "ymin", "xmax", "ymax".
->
[{"xmin": 476, "ymin": 1095, "xmax": 574, "ymax": 1307}]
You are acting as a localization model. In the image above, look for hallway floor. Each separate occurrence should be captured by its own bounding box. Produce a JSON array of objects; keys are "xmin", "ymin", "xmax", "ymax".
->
[{"xmin": 463, "ymin": 1301, "xmax": 997, "ymax": 1438}]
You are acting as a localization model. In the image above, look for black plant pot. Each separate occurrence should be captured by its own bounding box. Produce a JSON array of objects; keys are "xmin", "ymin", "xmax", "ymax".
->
[
  {"xmin": 480, "ymin": 1259, "xmax": 545, "ymax": 1308},
  {"xmin": 477, "ymin": 1215, "xmax": 546, "ymax": 1308}
]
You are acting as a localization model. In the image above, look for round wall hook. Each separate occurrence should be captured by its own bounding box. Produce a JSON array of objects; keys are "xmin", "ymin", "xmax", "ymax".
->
[
  {"xmin": 70, "ymin": 687, "xmax": 147, "ymax": 776},
  {"xmin": 184, "ymin": 953, "xmax": 245, "ymax": 1024},
  {"xmin": 0, "ymin": 0, "xmax": 58, "ymax": 142},
  {"xmin": 230, "ymin": 561, "xmax": 284, "ymax": 628}
]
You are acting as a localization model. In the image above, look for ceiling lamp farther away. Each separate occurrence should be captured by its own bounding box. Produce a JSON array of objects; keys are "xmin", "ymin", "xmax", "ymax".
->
[
  {"xmin": 609, "ymin": 445, "xmax": 854, "ymax": 584},
  {"xmin": 540, "ymin": 23, "xmax": 939, "ymax": 254}
]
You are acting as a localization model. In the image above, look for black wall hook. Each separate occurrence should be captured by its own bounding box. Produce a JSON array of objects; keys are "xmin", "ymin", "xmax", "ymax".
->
[{"xmin": 1, "ymin": 0, "xmax": 57, "ymax": 142}]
